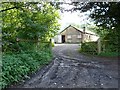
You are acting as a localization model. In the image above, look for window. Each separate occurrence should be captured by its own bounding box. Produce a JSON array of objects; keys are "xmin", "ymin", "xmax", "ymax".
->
[
  {"xmin": 77, "ymin": 35, "xmax": 81, "ymax": 38},
  {"xmin": 89, "ymin": 35, "xmax": 91, "ymax": 39},
  {"xmin": 68, "ymin": 40, "xmax": 71, "ymax": 43},
  {"xmin": 67, "ymin": 35, "xmax": 71, "ymax": 39},
  {"xmin": 77, "ymin": 40, "xmax": 80, "ymax": 42}
]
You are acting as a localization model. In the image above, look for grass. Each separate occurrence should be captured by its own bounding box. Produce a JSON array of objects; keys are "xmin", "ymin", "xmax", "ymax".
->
[
  {"xmin": 79, "ymin": 49, "xmax": 119, "ymax": 57},
  {"xmin": 98, "ymin": 52, "xmax": 119, "ymax": 57}
]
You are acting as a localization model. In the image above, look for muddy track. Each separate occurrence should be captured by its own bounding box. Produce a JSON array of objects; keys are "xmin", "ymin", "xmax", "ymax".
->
[{"xmin": 9, "ymin": 44, "xmax": 118, "ymax": 88}]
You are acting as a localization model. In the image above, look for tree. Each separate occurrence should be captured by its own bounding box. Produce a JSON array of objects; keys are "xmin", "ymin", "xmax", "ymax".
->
[
  {"xmin": 2, "ymin": 2, "xmax": 60, "ymax": 52},
  {"xmin": 81, "ymin": 2, "xmax": 120, "ymax": 52},
  {"xmin": 55, "ymin": 2, "xmax": 120, "ymax": 31},
  {"xmin": 56, "ymin": 2, "xmax": 119, "ymax": 52},
  {"xmin": 77, "ymin": 2, "xmax": 120, "ymax": 52}
]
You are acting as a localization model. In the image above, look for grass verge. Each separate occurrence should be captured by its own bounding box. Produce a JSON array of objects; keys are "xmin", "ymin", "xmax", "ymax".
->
[{"xmin": 98, "ymin": 52, "xmax": 119, "ymax": 57}]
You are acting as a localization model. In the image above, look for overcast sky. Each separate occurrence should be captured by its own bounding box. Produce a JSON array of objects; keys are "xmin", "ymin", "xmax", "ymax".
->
[
  {"xmin": 58, "ymin": 3, "xmax": 93, "ymax": 32},
  {"xmin": 59, "ymin": 11, "xmax": 91, "ymax": 31}
]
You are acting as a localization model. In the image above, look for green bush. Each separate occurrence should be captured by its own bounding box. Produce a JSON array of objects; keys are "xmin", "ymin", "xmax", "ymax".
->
[
  {"xmin": 101, "ymin": 40, "xmax": 119, "ymax": 52},
  {"xmin": 80, "ymin": 42, "xmax": 98, "ymax": 55},
  {"xmin": 80, "ymin": 41, "xmax": 119, "ymax": 57},
  {"xmin": 1, "ymin": 48, "xmax": 52, "ymax": 89}
]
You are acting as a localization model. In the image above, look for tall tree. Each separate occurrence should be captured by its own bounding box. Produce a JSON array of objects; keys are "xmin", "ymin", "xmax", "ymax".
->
[
  {"xmin": 2, "ymin": 2, "xmax": 60, "ymax": 52},
  {"xmin": 56, "ymin": 2, "xmax": 119, "ymax": 52}
]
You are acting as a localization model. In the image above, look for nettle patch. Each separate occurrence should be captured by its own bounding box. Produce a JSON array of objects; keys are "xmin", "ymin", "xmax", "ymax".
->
[{"xmin": 1, "ymin": 48, "xmax": 52, "ymax": 88}]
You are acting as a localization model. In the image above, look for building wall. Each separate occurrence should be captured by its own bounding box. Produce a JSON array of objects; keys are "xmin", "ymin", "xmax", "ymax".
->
[
  {"xmin": 54, "ymin": 34, "xmax": 62, "ymax": 43},
  {"xmin": 61, "ymin": 27, "xmax": 82, "ymax": 43},
  {"xmin": 53, "ymin": 26, "xmax": 99, "ymax": 44},
  {"xmin": 84, "ymin": 33, "xmax": 99, "ymax": 42}
]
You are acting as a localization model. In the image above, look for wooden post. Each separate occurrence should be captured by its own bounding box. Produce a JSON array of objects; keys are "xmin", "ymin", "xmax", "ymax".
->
[
  {"xmin": 49, "ymin": 38, "xmax": 52, "ymax": 49},
  {"xmin": 82, "ymin": 27, "xmax": 85, "ymax": 43},
  {"xmin": 97, "ymin": 38, "xmax": 101, "ymax": 54}
]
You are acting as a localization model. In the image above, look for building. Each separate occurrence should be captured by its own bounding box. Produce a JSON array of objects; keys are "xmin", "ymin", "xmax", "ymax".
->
[{"xmin": 53, "ymin": 25, "xmax": 99, "ymax": 43}]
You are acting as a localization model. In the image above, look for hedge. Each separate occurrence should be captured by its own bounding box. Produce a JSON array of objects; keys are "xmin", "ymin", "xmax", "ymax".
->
[{"xmin": 80, "ymin": 42, "xmax": 98, "ymax": 55}]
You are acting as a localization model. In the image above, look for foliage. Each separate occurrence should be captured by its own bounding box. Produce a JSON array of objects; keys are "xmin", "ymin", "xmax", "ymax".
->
[
  {"xmin": 2, "ymin": 2, "xmax": 60, "ymax": 52},
  {"xmin": 98, "ymin": 52, "xmax": 119, "ymax": 57},
  {"xmin": 1, "ymin": 47, "xmax": 52, "ymax": 89},
  {"xmin": 83, "ymin": 2, "xmax": 119, "ymax": 53},
  {"xmin": 56, "ymin": 2, "xmax": 120, "ymax": 34},
  {"xmin": 1, "ymin": 2, "xmax": 59, "ymax": 89},
  {"xmin": 80, "ymin": 40, "xmax": 119, "ymax": 56},
  {"xmin": 80, "ymin": 42, "xmax": 98, "ymax": 55},
  {"xmin": 58, "ymin": 2, "xmax": 120, "ymax": 53},
  {"xmin": 101, "ymin": 33, "xmax": 119, "ymax": 52},
  {"xmin": 61, "ymin": 2, "xmax": 120, "ymax": 29},
  {"xmin": 69, "ymin": 2, "xmax": 120, "ymax": 54}
]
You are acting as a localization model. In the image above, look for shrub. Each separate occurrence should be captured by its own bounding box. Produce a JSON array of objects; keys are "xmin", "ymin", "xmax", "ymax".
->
[
  {"xmin": 1, "ymin": 48, "xmax": 52, "ymax": 89},
  {"xmin": 80, "ymin": 42, "xmax": 98, "ymax": 55},
  {"xmin": 101, "ymin": 40, "xmax": 119, "ymax": 52},
  {"xmin": 80, "ymin": 41, "xmax": 119, "ymax": 57}
]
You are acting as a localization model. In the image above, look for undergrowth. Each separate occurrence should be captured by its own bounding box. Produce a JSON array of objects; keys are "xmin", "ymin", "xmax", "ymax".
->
[{"xmin": 1, "ymin": 47, "xmax": 52, "ymax": 89}]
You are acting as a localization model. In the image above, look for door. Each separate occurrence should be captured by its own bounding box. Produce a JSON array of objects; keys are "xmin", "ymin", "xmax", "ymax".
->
[{"xmin": 62, "ymin": 35, "xmax": 65, "ymax": 43}]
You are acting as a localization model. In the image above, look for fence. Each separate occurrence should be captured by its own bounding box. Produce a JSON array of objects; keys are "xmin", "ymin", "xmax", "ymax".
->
[
  {"xmin": 16, "ymin": 39, "xmax": 52, "ymax": 52},
  {"xmin": 2, "ymin": 38, "xmax": 52, "ymax": 52},
  {"xmin": 80, "ymin": 38, "xmax": 111, "ymax": 55},
  {"xmin": 80, "ymin": 41, "xmax": 97, "ymax": 55},
  {"xmin": 97, "ymin": 38, "xmax": 113, "ymax": 54}
]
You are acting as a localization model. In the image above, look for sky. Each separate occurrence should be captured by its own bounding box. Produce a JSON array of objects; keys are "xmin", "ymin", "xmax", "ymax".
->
[
  {"xmin": 55, "ymin": 3, "xmax": 99, "ymax": 39},
  {"xmin": 59, "ymin": 11, "xmax": 91, "ymax": 31},
  {"xmin": 58, "ymin": 3, "xmax": 93, "ymax": 32}
]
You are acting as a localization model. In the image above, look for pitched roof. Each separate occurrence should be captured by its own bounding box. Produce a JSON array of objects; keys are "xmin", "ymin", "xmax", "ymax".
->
[
  {"xmin": 60, "ymin": 25, "xmax": 97, "ymax": 36},
  {"xmin": 60, "ymin": 25, "xmax": 82, "ymax": 33}
]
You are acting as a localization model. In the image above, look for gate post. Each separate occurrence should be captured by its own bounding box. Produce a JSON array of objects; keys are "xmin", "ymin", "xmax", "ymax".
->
[{"xmin": 97, "ymin": 38, "xmax": 101, "ymax": 54}]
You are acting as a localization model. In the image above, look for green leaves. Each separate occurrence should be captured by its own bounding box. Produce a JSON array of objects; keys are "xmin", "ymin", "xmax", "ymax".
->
[
  {"xmin": 1, "ymin": 2, "xmax": 56, "ymax": 89},
  {"xmin": 80, "ymin": 42, "xmax": 98, "ymax": 55},
  {"xmin": 2, "ymin": 2, "xmax": 60, "ymax": 52},
  {"xmin": 1, "ymin": 47, "xmax": 52, "ymax": 89}
]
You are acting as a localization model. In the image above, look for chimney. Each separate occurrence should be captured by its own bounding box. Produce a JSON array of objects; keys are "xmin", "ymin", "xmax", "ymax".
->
[{"xmin": 83, "ymin": 26, "xmax": 85, "ymax": 34}]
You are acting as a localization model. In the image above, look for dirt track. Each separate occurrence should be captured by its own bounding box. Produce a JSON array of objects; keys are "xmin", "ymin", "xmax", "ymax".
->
[{"xmin": 12, "ymin": 44, "xmax": 118, "ymax": 88}]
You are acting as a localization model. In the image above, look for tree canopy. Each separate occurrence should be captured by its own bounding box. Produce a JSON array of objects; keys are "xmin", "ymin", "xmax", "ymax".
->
[
  {"xmin": 2, "ymin": 2, "xmax": 60, "ymax": 52},
  {"xmin": 55, "ymin": 2, "xmax": 119, "ymax": 52},
  {"xmin": 55, "ymin": 2, "xmax": 120, "ymax": 29}
]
